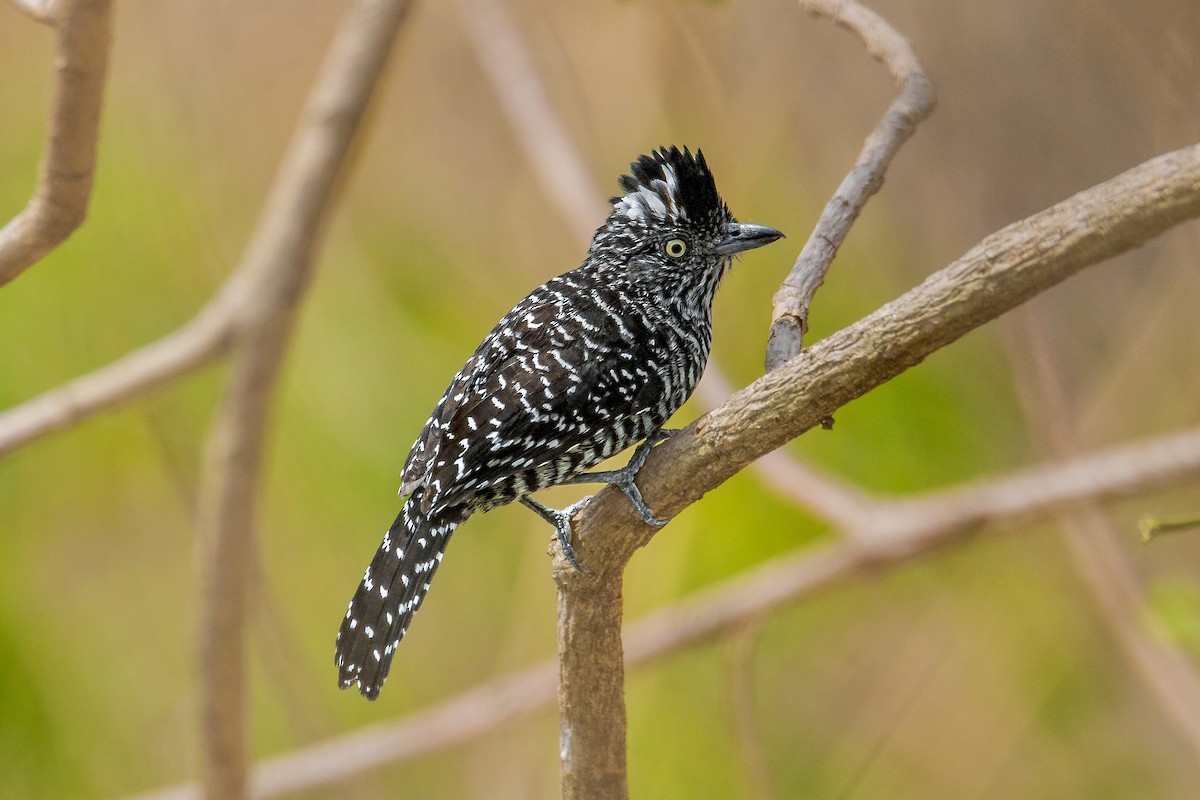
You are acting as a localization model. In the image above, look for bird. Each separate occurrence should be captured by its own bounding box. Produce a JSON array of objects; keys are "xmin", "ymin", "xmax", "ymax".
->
[{"xmin": 335, "ymin": 146, "xmax": 783, "ymax": 699}]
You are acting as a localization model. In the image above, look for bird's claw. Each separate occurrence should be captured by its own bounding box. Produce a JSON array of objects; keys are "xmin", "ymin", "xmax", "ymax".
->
[{"xmin": 614, "ymin": 477, "xmax": 670, "ymax": 527}]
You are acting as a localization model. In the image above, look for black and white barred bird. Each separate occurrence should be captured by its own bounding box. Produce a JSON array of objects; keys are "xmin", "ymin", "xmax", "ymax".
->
[{"xmin": 336, "ymin": 146, "xmax": 782, "ymax": 699}]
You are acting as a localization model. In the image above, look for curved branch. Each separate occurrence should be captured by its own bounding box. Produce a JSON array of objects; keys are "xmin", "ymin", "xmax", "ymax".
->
[
  {"xmin": 454, "ymin": 0, "xmax": 606, "ymax": 243},
  {"xmin": 0, "ymin": 0, "xmax": 113, "ymax": 285},
  {"xmin": 765, "ymin": 0, "xmax": 936, "ymax": 370},
  {"xmin": 193, "ymin": 1, "xmax": 413, "ymax": 798}
]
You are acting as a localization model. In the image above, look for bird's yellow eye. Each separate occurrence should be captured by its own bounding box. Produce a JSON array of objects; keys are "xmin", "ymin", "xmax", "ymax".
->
[{"xmin": 664, "ymin": 238, "xmax": 688, "ymax": 258}]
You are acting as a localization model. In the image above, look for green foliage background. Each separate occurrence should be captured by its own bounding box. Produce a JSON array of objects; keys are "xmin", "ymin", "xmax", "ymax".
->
[{"xmin": 2, "ymin": 0, "xmax": 1199, "ymax": 797}]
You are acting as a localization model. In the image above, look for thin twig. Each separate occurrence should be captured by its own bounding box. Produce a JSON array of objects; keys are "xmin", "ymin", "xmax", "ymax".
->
[
  {"xmin": 0, "ymin": 0, "xmax": 112, "ymax": 283},
  {"xmin": 726, "ymin": 622, "xmax": 777, "ymax": 800},
  {"xmin": 1140, "ymin": 514, "xmax": 1200, "ymax": 542},
  {"xmin": 192, "ymin": 2, "xmax": 413, "ymax": 798},
  {"xmin": 765, "ymin": 0, "xmax": 935, "ymax": 370}
]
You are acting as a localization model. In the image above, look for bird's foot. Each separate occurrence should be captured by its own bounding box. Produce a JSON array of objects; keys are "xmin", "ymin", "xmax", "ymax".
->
[
  {"xmin": 521, "ymin": 495, "xmax": 590, "ymax": 571},
  {"xmin": 564, "ymin": 428, "xmax": 675, "ymax": 527}
]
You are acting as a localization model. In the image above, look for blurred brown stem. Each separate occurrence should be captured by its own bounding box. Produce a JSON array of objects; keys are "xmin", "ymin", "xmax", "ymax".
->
[
  {"xmin": 765, "ymin": 0, "xmax": 936, "ymax": 371},
  {"xmin": 192, "ymin": 1, "xmax": 412, "ymax": 798},
  {"xmin": 454, "ymin": 0, "xmax": 607, "ymax": 243},
  {"xmin": 0, "ymin": 0, "xmax": 112, "ymax": 285},
  {"xmin": 726, "ymin": 622, "xmax": 777, "ymax": 800},
  {"xmin": 1010, "ymin": 311, "xmax": 1200, "ymax": 761}
]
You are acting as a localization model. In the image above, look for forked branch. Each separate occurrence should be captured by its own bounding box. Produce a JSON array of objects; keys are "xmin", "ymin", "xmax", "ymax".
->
[
  {"xmin": 192, "ymin": 1, "xmax": 413, "ymax": 798},
  {"xmin": 554, "ymin": 143, "xmax": 1200, "ymax": 800}
]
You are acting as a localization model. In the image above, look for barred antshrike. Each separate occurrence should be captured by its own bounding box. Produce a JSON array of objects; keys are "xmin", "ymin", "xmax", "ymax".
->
[{"xmin": 336, "ymin": 147, "xmax": 782, "ymax": 699}]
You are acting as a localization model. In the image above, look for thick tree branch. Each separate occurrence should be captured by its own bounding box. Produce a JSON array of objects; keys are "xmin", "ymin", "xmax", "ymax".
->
[
  {"xmin": 569, "ymin": 143, "xmax": 1200, "ymax": 574},
  {"xmin": 192, "ymin": 2, "xmax": 412, "ymax": 799},
  {"xmin": 126, "ymin": 416, "xmax": 1200, "ymax": 799},
  {"xmin": 550, "ymin": 143, "xmax": 1200, "ymax": 799},
  {"xmin": 765, "ymin": 0, "xmax": 935, "ymax": 370},
  {"xmin": 0, "ymin": 0, "xmax": 112, "ymax": 284}
]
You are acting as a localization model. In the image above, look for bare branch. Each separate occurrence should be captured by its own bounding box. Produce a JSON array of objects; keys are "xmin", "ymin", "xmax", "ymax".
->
[
  {"xmin": 696, "ymin": 366, "xmax": 875, "ymax": 529},
  {"xmin": 0, "ymin": 300, "xmax": 235, "ymax": 458},
  {"xmin": 454, "ymin": 0, "xmax": 607, "ymax": 244},
  {"xmin": 547, "ymin": 143, "xmax": 1200, "ymax": 799},
  {"xmin": 0, "ymin": 0, "xmax": 112, "ymax": 284},
  {"xmin": 570, "ymin": 143, "xmax": 1200, "ymax": 574},
  {"xmin": 192, "ymin": 2, "xmax": 413, "ymax": 798},
  {"xmin": 125, "ymin": 414, "xmax": 1200, "ymax": 800},
  {"xmin": 765, "ymin": 0, "xmax": 935, "ymax": 370}
]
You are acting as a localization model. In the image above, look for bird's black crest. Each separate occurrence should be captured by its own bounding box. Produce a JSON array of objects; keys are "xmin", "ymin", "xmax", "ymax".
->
[{"xmin": 611, "ymin": 146, "xmax": 728, "ymax": 227}]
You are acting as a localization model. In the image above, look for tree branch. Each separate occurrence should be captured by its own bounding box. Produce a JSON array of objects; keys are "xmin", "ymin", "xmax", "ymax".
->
[
  {"xmin": 0, "ymin": 300, "xmax": 237, "ymax": 458},
  {"xmin": 453, "ymin": 0, "xmax": 607, "ymax": 243},
  {"xmin": 765, "ymin": 0, "xmax": 936, "ymax": 370},
  {"xmin": 125, "ymin": 414, "xmax": 1200, "ymax": 799},
  {"xmin": 192, "ymin": 2, "xmax": 413, "ymax": 798},
  {"xmin": 0, "ymin": 0, "xmax": 112, "ymax": 284},
  {"xmin": 551, "ymin": 142, "xmax": 1200, "ymax": 800},
  {"xmin": 572, "ymin": 142, "xmax": 1200, "ymax": 570}
]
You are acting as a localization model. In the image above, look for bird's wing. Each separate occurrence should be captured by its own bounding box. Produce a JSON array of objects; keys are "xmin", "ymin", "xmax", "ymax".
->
[{"xmin": 419, "ymin": 281, "xmax": 662, "ymax": 512}]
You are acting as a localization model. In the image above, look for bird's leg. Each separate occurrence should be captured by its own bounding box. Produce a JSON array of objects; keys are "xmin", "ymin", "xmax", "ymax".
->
[
  {"xmin": 561, "ymin": 428, "xmax": 675, "ymax": 527},
  {"xmin": 521, "ymin": 495, "xmax": 589, "ymax": 571}
]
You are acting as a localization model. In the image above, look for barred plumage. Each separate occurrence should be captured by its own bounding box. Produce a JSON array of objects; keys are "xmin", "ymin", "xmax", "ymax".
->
[{"xmin": 336, "ymin": 146, "xmax": 782, "ymax": 699}]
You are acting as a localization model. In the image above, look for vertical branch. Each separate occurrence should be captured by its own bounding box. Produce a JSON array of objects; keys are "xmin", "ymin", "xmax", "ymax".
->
[
  {"xmin": 554, "ymin": 566, "xmax": 628, "ymax": 800},
  {"xmin": 194, "ymin": 2, "xmax": 413, "ymax": 798},
  {"xmin": 0, "ymin": 0, "xmax": 113, "ymax": 285}
]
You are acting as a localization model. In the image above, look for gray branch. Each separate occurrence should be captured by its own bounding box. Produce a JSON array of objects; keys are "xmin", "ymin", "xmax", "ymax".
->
[{"xmin": 765, "ymin": 0, "xmax": 936, "ymax": 370}]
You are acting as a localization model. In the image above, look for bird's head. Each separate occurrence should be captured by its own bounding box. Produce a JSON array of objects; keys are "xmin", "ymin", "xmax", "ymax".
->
[{"xmin": 590, "ymin": 147, "xmax": 783, "ymax": 305}]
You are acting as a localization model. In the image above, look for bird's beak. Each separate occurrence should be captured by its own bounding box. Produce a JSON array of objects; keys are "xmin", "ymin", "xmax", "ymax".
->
[{"xmin": 713, "ymin": 222, "xmax": 785, "ymax": 256}]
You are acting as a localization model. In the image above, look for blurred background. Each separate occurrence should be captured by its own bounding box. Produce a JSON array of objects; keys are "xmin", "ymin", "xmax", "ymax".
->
[{"xmin": 2, "ymin": 0, "xmax": 1199, "ymax": 797}]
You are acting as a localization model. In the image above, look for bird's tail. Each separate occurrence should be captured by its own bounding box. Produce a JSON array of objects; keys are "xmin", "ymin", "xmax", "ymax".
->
[{"xmin": 336, "ymin": 492, "xmax": 469, "ymax": 699}]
